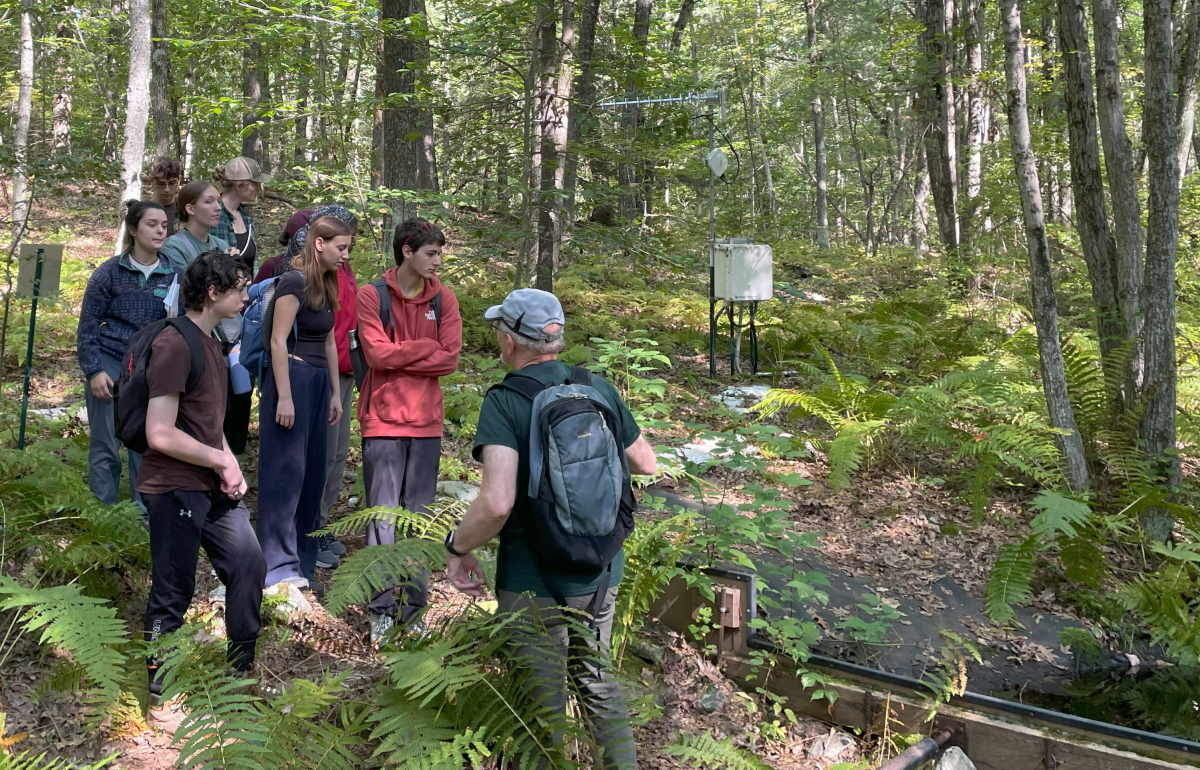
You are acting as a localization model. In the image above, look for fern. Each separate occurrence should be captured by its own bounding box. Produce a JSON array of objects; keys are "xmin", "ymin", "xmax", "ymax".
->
[
  {"xmin": 323, "ymin": 540, "xmax": 446, "ymax": 616},
  {"xmin": 985, "ymin": 536, "xmax": 1037, "ymax": 625},
  {"xmin": 666, "ymin": 731, "xmax": 772, "ymax": 770},
  {"xmin": 0, "ymin": 752, "xmax": 116, "ymax": 770},
  {"xmin": 0, "ymin": 577, "xmax": 129, "ymax": 704},
  {"xmin": 612, "ymin": 511, "xmax": 695, "ymax": 665},
  {"xmin": 1029, "ymin": 491, "xmax": 1091, "ymax": 542},
  {"xmin": 827, "ymin": 420, "xmax": 887, "ymax": 492}
]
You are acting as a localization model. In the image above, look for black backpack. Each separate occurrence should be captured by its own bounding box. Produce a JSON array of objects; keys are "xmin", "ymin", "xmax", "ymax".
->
[
  {"xmin": 349, "ymin": 278, "xmax": 442, "ymax": 390},
  {"xmin": 114, "ymin": 317, "xmax": 206, "ymax": 453}
]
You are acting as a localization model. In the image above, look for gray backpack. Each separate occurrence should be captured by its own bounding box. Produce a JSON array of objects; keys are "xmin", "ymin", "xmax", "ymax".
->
[{"xmin": 492, "ymin": 367, "xmax": 636, "ymax": 605}]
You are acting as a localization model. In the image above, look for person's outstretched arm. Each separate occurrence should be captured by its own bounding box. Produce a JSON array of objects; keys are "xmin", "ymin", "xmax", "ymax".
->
[{"xmin": 445, "ymin": 445, "xmax": 518, "ymax": 596}]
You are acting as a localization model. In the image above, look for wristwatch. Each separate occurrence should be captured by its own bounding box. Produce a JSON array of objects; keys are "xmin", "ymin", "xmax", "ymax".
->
[{"xmin": 444, "ymin": 528, "xmax": 468, "ymax": 557}]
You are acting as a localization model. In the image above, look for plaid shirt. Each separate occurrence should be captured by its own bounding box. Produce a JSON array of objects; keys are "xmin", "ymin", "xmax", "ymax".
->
[
  {"xmin": 77, "ymin": 253, "xmax": 181, "ymax": 379},
  {"xmin": 211, "ymin": 199, "xmax": 257, "ymax": 254}
]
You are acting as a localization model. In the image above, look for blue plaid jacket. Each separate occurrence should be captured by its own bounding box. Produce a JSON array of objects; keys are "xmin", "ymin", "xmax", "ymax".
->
[
  {"xmin": 77, "ymin": 253, "xmax": 181, "ymax": 379},
  {"xmin": 212, "ymin": 200, "xmax": 257, "ymax": 258}
]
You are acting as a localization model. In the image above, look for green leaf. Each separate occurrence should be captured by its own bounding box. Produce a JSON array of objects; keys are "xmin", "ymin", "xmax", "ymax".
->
[
  {"xmin": 1030, "ymin": 491, "xmax": 1091, "ymax": 542},
  {"xmin": 985, "ymin": 536, "xmax": 1036, "ymax": 625}
]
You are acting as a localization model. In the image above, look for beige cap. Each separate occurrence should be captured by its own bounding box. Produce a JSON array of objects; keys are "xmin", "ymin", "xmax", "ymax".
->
[{"xmin": 223, "ymin": 156, "xmax": 273, "ymax": 185}]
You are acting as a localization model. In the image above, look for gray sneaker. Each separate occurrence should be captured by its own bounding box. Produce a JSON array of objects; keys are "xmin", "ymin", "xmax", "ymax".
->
[
  {"xmin": 316, "ymin": 544, "xmax": 339, "ymax": 569},
  {"xmin": 328, "ymin": 538, "xmax": 347, "ymax": 557},
  {"xmin": 370, "ymin": 613, "xmax": 395, "ymax": 648}
]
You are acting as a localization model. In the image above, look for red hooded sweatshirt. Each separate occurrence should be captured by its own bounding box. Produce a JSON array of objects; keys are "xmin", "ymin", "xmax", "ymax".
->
[
  {"xmin": 356, "ymin": 268, "xmax": 462, "ymax": 438},
  {"xmin": 333, "ymin": 261, "xmax": 359, "ymax": 375}
]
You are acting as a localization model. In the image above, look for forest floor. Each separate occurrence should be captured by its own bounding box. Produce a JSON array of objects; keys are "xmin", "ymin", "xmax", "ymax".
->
[{"xmin": 0, "ymin": 186, "xmax": 1085, "ymax": 767}]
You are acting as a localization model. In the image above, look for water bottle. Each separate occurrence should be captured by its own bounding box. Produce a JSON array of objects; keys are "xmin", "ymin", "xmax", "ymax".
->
[{"xmin": 348, "ymin": 329, "xmax": 359, "ymax": 350}]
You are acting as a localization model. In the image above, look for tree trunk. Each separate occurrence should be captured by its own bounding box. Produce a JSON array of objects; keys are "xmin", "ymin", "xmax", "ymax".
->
[
  {"xmin": 1057, "ymin": 0, "xmax": 1125, "ymax": 378},
  {"xmin": 380, "ymin": 0, "xmax": 438, "ymax": 211},
  {"xmin": 117, "ymin": 0, "xmax": 152, "ymax": 255},
  {"xmin": 241, "ymin": 38, "xmax": 264, "ymax": 164},
  {"xmin": 1000, "ymin": 0, "xmax": 1090, "ymax": 491},
  {"xmin": 807, "ymin": 0, "xmax": 829, "ymax": 248},
  {"xmin": 919, "ymin": 0, "xmax": 960, "ymax": 254},
  {"xmin": 912, "ymin": 146, "xmax": 931, "ymax": 253},
  {"xmin": 1176, "ymin": 0, "xmax": 1200, "ymax": 179},
  {"xmin": 13, "ymin": 6, "xmax": 34, "ymax": 232},
  {"xmin": 295, "ymin": 37, "xmax": 310, "ymax": 164},
  {"xmin": 150, "ymin": 0, "xmax": 171, "ymax": 158},
  {"xmin": 1141, "ymin": 0, "xmax": 1182, "ymax": 535},
  {"xmin": 371, "ymin": 40, "xmax": 384, "ymax": 190},
  {"xmin": 101, "ymin": 2, "xmax": 124, "ymax": 160},
  {"xmin": 618, "ymin": 0, "xmax": 653, "ymax": 220},
  {"xmin": 671, "ymin": 0, "xmax": 698, "ymax": 50},
  {"xmin": 564, "ymin": 0, "xmax": 600, "ymax": 218},
  {"xmin": 53, "ymin": 21, "xmax": 73, "ymax": 154},
  {"xmin": 535, "ymin": 0, "xmax": 566, "ymax": 291},
  {"xmin": 963, "ymin": 0, "xmax": 985, "ymax": 240},
  {"xmin": 1093, "ymin": 0, "xmax": 1144, "ymax": 403},
  {"xmin": 181, "ymin": 65, "xmax": 196, "ymax": 176}
]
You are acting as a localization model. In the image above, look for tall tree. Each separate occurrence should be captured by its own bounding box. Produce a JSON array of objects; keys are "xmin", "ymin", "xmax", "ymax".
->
[
  {"xmin": 52, "ymin": 20, "xmax": 73, "ymax": 153},
  {"xmin": 807, "ymin": 0, "xmax": 829, "ymax": 248},
  {"xmin": 563, "ymin": 0, "xmax": 601, "ymax": 217},
  {"xmin": 242, "ymin": 38, "xmax": 265, "ymax": 164},
  {"xmin": 380, "ymin": 0, "xmax": 438, "ymax": 228},
  {"xmin": 1176, "ymin": 0, "xmax": 1200, "ymax": 179},
  {"xmin": 12, "ymin": 3, "xmax": 34, "ymax": 233},
  {"xmin": 1057, "ymin": 0, "xmax": 1124, "ymax": 388},
  {"xmin": 1142, "ymin": 0, "xmax": 1183, "ymax": 532},
  {"xmin": 1000, "ymin": 0, "xmax": 1090, "ymax": 490},
  {"xmin": 535, "ymin": 0, "xmax": 569, "ymax": 291},
  {"xmin": 963, "ymin": 0, "xmax": 985, "ymax": 239},
  {"xmin": 918, "ymin": 0, "xmax": 960, "ymax": 254},
  {"xmin": 150, "ymin": 0, "xmax": 171, "ymax": 158},
  {"xmin": 116, "ymin": 0, "xmax": 152, "ymax": 255},
  {"xmin": 1093, "ymin": 0, "xmax": 1144, "ymax": 401},
  {"xmin": 618, "ymin": 0, "xmax": 654, "ymax": 220}
]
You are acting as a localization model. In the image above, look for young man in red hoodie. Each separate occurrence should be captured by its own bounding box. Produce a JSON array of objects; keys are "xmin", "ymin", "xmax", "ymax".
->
[{"xmin": 356, "ymin": 218, "xmax": 461, "ymax": 644}]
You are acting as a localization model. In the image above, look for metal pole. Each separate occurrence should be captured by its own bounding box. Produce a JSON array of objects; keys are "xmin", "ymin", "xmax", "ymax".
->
[
  {"xmin": 707, "ymin": 109, "xmax": 717, "ymax": 379},
  {"xmin": 18, "ymin": 248, "xmax": 44, "ymax": 450},
  {"xmin": 876, "ymin": 732, "xmax": 952, "ymax": 770}
]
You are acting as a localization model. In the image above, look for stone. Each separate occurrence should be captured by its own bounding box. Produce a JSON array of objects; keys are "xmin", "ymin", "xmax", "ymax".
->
[
  {"xmin": 629, "ymin": 639, "xmax": 666, "ymax": 665},
  {"xmin": 676, "ymin": 435, "xmax": 760, "ymax": 467},
  {"xmin": 437, "ymin": 481, "xmax": 480, "ymax": 504},
  {"xmin": 936, "ymin": 747, "xmax": 977, "ymax": 770},
  {"xmin": 806, "ymin": 730, "xmax": 856, "ymax": 762},
  {"xmin": 264, "ymin": 581, "xmax": 314, "ymax": 622},
  {"xmin": 694, "ymin": 684, "xmax": 725, "ymax": 714},
  {"xmin": 712, "ymin": 385, "xmax": 772, "ymax": 414},
  {"xmin": 208, "ymin": 585, "xmax": 227, "ymax": 603},
  {"xmin": 347, "ymin": 496, "xmax": 359, "ymax": 508}
]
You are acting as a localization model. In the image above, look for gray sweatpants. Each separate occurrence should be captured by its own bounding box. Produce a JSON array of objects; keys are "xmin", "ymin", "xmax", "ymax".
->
[
  {"xmin": 497, "ymin": 587, "xmax": 637, "ymax": 770},
  {"xmin": 85, "ymin": 353, "xmax": 144, "ymax": 511},
  {"xmin": 362, "ymin": 436, "xmax": 441, "ymax": 620},
  {"xmin": 319, "ymin": 373, "xmax": 355, "ymax": 529}
]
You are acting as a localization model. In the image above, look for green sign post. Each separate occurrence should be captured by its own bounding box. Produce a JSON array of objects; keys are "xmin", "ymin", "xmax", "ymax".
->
[{"xmin": 15, "ymin": 244, "xmax": 63, "ymax": 450}]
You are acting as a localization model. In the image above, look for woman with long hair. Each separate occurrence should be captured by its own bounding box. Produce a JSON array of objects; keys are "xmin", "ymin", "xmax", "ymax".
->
[
  {"xmin": 257, "ymin": 215, "xmax": 349, "ymax": 592},
  {"xmin": 211, "ymin": 156, "xmax": 271, "ymax": 276},
  {"xmin": 77, "ymin": 200, "xmax": 180, "ymax": 511},
  {"xmin": 160, "ymin": 181, "xmax": 230, "ymax": 271}
]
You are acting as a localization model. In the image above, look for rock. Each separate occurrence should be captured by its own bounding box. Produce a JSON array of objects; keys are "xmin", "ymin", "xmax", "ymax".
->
[
  {"xmin": 653, "ymin": 684, "xmax": 673, "ymax": 708},
  {"xmin": 347, "ymin": 496, "xmax": 359, "ymax": 508},
  {"xmin": 806, "ymin": 730, "xmax": 856, "ymax": 762},
  {"xmin": 264, "ymin": 581, "xmax": 314, "ymax": 622},
  {"xmin": 695, "ymin": 684, "xmax": 725, "ymax": 714},
  {"xmin": 630, "ymin": 639, "xmax": 666, "ymax": 665},
  {"xmin": 936, "ymin": 747, "xmax": 977, "ymax": 770},
  {"xmin": 711, "ymin": 385, "xmax": 772, "ymax": 414},
  {"xmin": 676, "ymin": 435, "xmax": 760, "ymax": 467},
  {"xmin": 208, "ymin": 585, "xmax": 227, "ymax": 603},
  {"xmin": 437, "ymin": 481, "xmax": 480, "ymax": 504}
]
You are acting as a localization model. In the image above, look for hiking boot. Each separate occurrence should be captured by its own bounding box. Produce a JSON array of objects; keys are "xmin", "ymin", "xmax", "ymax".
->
[
  {"xmin": 307, "ymin": 580, "xmax": 325, "ymax": 601},
  {"xmin": 369, "ymin": 613, "xmax": 395, "ymax": 649},
  {"xmin": 316, "ymin": 541, "xmax": 340, "ymax": 570},
  {"xmin": 327, "ymin": 537, "xmax": 347, "ymax": 557},
  {"xmin": 147, "ymin": 694, "xmax": 188, "ymax": 737}
]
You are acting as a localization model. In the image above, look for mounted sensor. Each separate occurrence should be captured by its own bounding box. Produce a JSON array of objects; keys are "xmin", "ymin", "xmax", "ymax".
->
[{"xmin": 706, "ymin": 148, "xmax": 729, "ymax": 178}]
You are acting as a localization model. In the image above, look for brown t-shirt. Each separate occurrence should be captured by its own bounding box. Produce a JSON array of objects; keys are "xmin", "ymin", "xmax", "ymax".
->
[{"xmin": 136, "ymin": 324, "xmax": 228, "ymax": 493}]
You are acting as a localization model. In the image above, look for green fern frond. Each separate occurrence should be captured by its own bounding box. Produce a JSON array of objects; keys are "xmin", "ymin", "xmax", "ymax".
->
[
  {"xmin": 827, "ymin": 420, "xmax": 887, "ymax": 492},
  {"xmin": 1029, "ymin": 491, "xmax": 1092, "ymax": 542},
  {"xmin": 0, "ymin": 577, "xmax": 129, "ymax": 704},
  {"xmin": 666, "ymin": 731, "xmax": 772, "ymax": 770},
  {"xmin": 985, "ymin": 536, "xmax": 1037, "ymax": 625},
  {"xmin": 323, "ymin": 540, "xmax": 446, "ymax": 616},
  {"xmin": 316, "ymin": 500, "xmax": 462, "ymax": 541},
  {"xmin": 0, "ymin": 751, "xmax": 117, "ymax": 770}
]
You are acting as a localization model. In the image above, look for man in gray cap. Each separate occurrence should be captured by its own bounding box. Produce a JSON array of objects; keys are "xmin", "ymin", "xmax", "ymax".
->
[{"xmin": 447, "ymin": 288, "xmax": 655, "ymax": 770}]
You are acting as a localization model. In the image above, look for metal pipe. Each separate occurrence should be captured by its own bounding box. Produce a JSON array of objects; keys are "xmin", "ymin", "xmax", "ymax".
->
[{"xmin": 876, "ymin": 731, "xmax": 951, "ymax": 770}]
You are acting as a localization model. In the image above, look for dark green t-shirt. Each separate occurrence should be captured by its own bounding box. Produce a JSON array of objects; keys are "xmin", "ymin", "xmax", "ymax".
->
[{"xmin": 473, "ymin": 360, "xmax": 641, "ymax": 597}]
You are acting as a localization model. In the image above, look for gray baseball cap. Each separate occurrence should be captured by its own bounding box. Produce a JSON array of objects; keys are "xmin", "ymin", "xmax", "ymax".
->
[{"xmin": 484, "ymin": 288, "xmax": 565, "ymax": 341}]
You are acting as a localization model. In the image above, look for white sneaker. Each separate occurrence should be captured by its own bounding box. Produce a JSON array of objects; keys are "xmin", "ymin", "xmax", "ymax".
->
[{"xmin": 370, "ymin": 613, "xmax": 394, "ymax": 649}]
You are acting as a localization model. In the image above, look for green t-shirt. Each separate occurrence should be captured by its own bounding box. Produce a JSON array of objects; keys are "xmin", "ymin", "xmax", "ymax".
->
[
  {"xmin": 160, "ymin": 230, "xmax": 230, "ymax": 272},
  {"xmin": 473, "ymin": 360, "xmax": 641, "ymax": 598}
]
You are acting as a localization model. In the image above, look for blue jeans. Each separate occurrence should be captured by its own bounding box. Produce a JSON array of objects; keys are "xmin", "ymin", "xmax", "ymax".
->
[
  {"xmin": 256, "ymin": 358, "xmax": 330, "ymax": 586},
  {"xmin": 85, "ymin": 353, "xmax": 144, "ymax": 511}
]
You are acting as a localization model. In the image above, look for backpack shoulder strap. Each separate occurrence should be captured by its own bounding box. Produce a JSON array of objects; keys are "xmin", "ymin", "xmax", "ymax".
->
[
  {"xmin": 568, "ymin": 366, "xmax": 592, "ymax": 386},
  {"xmin": 490, "ymin": 372, "xmax": 548, "ymax": 402},
  {"xmin": 431, "ymin": 288, "xmax": 443, "ymax": 329},
  {"xmin": 177, "ymin": 232, "xmax": 203, "ymax": 264},
  {"xmin": 371, "ymin": 278, "xmax": 392, "ymax": 334},
  {"xmin": 166, "ymin": 316, "xmax": 206, "ymax": 391}
]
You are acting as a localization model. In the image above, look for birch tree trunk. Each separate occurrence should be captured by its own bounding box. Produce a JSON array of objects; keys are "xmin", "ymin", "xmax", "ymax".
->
[
  {"xmin": 53, "ymin": 21, "xmax": 73, "ymax": 153},
  {"xmin": 563, "ymin": 0, "xmax": 600, "ymax": 217},
  {"xmin": 116, "ymin": 0, "xmax": 152, "ymax": 255},
  {"xmin": 12, "ymin": 5, "xmax": 34, "ymax": 233},
  {"xmin": 963, "ymin": 0, "xmax": 985, "ymax": 240},
  {"xmin": 807, "ymin": 0, "xmax": 829, "ymax": 248},
  {"xmin": 1176, "ymin": 0, "xmax": 1200, "ymax": 179},
  {"xmin": 150, "ymin": 0, "xmax": 172, "ymax": 158},
  {"xmin": 1093, "ymin": 0, "xmax": 1144, "ymax": 403},
  {"xmin": 1001, "ymin": 0, "xmax": 1089, "ymax": 490},
  {"xmin": 1141, "ymin": 0, "xmax": 1182, "ymax": 535},
  {"xmin": 1057, "ymin": 0, "xmax": 1125, "ymax": 380}
]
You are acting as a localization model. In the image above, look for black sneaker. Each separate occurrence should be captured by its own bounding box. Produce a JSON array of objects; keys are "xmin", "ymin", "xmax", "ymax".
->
[{"xmin": 316, "ymin": 537, "xmax": 339, "ymax": 569}]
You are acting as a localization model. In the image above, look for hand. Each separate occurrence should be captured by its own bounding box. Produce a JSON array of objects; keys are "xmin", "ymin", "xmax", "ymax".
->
[
  {"xmin": 89, "ymin": 372, "xmax": 115, "ymax": 400},
  {"xmin": 276, "ymin": 397, "xmax": 295, "ymax": 429},
  {"xmin": 215, "ymin": 453, "xmax": 247, "ymax": 499},
  {"xmin": 447, "ymin": 553, "xmax": 488, "ymax": 597},
  {"xmin": 328, "ymin": 392, "xmax": 343, "ymax": 425}
]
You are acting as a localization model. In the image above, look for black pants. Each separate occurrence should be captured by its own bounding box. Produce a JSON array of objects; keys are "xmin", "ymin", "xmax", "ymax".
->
[
  {"xmin": 144, "ymin": 488, "xmax": 266, "ymax": 691},
  {"xmin": 224, "ymin": 387, "xmax": 253, "ymax": 455},
  {"xmin": 363, "ymin": 437, "xmax": 440, "ymax": 620}
]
